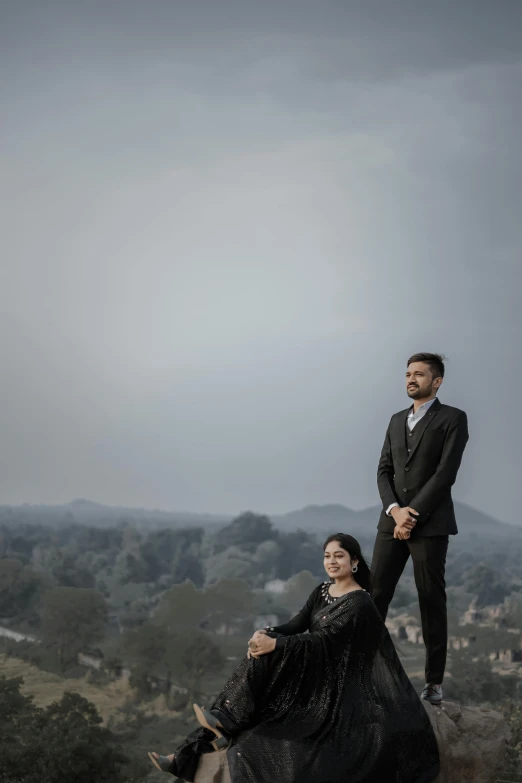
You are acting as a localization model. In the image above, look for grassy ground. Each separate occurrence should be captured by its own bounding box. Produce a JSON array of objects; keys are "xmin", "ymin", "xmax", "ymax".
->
[
  {"xmin": 0, "ymin": 652, "xmax": 185, "ymax": 779},
  {"xmin": 0, "ymin": 654, "xmax": 133, "ymax": 723}
]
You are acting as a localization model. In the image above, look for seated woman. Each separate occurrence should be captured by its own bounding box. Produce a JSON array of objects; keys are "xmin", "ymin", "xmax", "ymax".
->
[{"xmin": 149, "ymin": 533, "xmax": 440, "ymax": 783}]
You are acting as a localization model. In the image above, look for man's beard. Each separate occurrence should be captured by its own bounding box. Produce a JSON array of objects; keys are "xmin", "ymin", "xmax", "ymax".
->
[{"xmin": 407, "ymin": 384, "xmax": 433, "ymax": 400}]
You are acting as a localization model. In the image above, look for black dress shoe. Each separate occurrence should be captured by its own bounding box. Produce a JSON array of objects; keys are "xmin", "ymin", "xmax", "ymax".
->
[{"xmin": 421, "ymin": 683, "xmax": 443, "ymax": 704}]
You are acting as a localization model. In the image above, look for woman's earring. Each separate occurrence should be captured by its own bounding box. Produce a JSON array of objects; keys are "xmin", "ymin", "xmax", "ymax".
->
[{"xmin": 352, "ymin": 565, "xmax": 358, "ymax": 573}]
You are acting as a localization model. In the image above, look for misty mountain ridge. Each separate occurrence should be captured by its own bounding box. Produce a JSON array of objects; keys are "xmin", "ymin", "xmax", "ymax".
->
[
  {"xmin": 1, "ymin": 499, "xmax": 519, "ymax": 538},
  {"xmin": 274, "ymin": 502, "xmax": 521, "ymax": 538}
]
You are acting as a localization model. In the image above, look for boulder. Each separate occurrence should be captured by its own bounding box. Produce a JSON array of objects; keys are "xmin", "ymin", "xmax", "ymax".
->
[
  {"xmin": 423, "ymin": 700, "xmax": 511, "ymax": 783},
  {"xmin": 194, "ymin": 748, "xmax": 231, "ymax": 783},
  {"xmin": 191, "ymin": 701, "xmax": 511, "ymax": 783}
]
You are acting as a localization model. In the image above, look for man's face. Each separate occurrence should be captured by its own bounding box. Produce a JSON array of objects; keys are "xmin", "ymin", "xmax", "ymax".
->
[{"xmin": 406, "ymin": 361, "xmax": 442, "ymax": 400}]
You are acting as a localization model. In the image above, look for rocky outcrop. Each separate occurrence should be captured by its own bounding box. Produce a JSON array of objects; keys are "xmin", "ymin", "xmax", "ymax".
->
[
  {"xmin": 194, "ymin": 748, "xmax": 231, "ymax": 783},
  {"xmin": 424, "ymin": 700, "xmax": 510, "ymax": 783},
  {"xmin": 191, "ymin": 701, "xmax": 510, "ymax": 783}
]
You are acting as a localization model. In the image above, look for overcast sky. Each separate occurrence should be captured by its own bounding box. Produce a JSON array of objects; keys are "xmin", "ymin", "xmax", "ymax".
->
[{"xmin": 1, "ymin": 0, "xmax": 521, "ymax": 524}]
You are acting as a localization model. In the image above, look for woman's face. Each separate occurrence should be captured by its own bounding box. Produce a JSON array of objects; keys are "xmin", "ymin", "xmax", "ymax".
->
[{"xmin": 323, "ymin": 541, "xmax": 357, "ymax": 580}]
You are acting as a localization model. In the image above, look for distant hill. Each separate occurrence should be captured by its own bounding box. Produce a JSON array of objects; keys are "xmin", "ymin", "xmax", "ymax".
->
[
  {"xmin": 64, "ymin": 499, "xmax": 230, "ymax": 528},
  {"xmin": 0, "ymin": 499, "xmax": 519, "ymax": 539},
  {"xmin": 272, "ymin": 504, "xmax": 361, "ymax": 532},
  {"xmin": 273, "ymin": 502, "xmax": 520, "ymax": 539},
  {"xmin": 0, "ymin": 499, "xmax": 228, "ymax": 530}
]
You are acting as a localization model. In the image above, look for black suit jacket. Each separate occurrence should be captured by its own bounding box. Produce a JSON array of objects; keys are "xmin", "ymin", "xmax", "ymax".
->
[{"xmin": 377, "ymin": 398, "xmax": 469, "ymax": 536}]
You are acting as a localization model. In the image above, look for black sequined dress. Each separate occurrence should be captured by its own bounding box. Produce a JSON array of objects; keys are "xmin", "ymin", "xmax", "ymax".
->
[{"xmin": 171, "ymin": 584, "xmax": 440, "ymax": 783}]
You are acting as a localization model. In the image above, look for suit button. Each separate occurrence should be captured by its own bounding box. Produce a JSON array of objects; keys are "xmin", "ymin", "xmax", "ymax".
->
[
  {"xmin": 409, "ymin": 433, "xmax": 413, "ymax": 437},
  {"xmin": 405, "ymin": 467, "xmax": 410, "ymax": 472},
  {"xmin": 403, "ymin": 488, "xmax": 408, "ymax": 492}
]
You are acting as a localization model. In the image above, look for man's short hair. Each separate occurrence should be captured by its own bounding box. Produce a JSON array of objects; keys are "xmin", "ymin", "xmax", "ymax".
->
[{"xmin": 407, "ymin": 353, "xmax": 446, "ymax": 379}]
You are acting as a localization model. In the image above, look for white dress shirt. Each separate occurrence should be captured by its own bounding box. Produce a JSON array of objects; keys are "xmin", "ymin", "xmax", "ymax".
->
[{"xmin": 386, "ymin": 398, "xmax": 438, "ymax": 516}]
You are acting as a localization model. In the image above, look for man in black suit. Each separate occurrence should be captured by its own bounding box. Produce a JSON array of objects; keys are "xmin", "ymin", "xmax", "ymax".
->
[{"xmin": 372, "ymin": 352, "xmax": 469, "ymax": 704}]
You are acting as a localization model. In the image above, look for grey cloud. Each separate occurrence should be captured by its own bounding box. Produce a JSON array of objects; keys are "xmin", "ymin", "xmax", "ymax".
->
[{"xmin": 0, "ymin": 0, "xmax": 521, "ymax": 522}]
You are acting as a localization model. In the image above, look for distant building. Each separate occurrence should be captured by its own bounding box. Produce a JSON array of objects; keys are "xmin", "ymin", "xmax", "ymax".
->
[
  {"xmin": 460, "ymin": 599, "xmax": 482, "ymax": 626},
  {"xmin": 386, "ymin": 614, "xmax": 423, "ymax": 645},
  {"xmin": 459, "ymin": 599, "xmax": 513, "ymax": 629},
  {"xmin": 78, "ymin": 651, "xmax": 103, "ymax": 670},
  {"xmin": 448, "ymin": 635, "xmax": 476, "ymax": 650},
  {"xmin": 77, "ymin": 647, "xmax": 104, "ymax": 670},
  {"xmin": 254, "ymin": 615, "xmax": 279, "ymax": 630},
  {"xmin": 264, "ymin": 579, "xmax": 286, "ymax": 594},
  {"xmin": 489, "ymin": 648, "xmax": 522, "ymax": 664},
  {"xmin": 386, "ymin": 616, "xmax": 478, "ymax": 651},
  {"xmin": 0, "ymin": 626, "xmax": 39, "ymax": 644}
]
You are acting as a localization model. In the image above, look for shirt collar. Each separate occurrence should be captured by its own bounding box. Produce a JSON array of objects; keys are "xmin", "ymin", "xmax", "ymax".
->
[{"xmin": 408, "ymin": 397, "xmax": 438, "ymax": 417}]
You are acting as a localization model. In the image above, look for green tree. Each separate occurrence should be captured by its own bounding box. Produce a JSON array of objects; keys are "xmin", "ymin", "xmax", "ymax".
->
[
  {"xmin": 111, "ymin": 527, "xmax": 149, "ymax": 585},
  {"xmin": 390, "ymin": 582, "xmax": 416, "ymax": 610},
  {"xmin": 503, "ymin": 595, "xmax": 522, "ymax": 629},
  {"xmin": 115, "ymin": 552, "xmax": 149, "ymax": 585},
  {"xmin": 275, "ymin": 531, "xmax": 323, "ymax": 580},
  {"xmin": 52, "ymin": 553, "xmax": 95, "ymax": 589},
  {"xmin": 41, "ymin": 587, "xmax": 108, "ymax": 667},
  {"xmin": 0, "ymin": 558, "xmax": 43, "ymax": 618},
  {"xmin": 500, "ymin": 699, "xmax": 522, "ymax": 780},
  {"xmin": 464, "ymin": 563, "xmax": 512, "ymax": 608},
  {"xmin": 140, "ymin": 527, "xmax": 205, "ymax": 586},
  {"xmin": 173, "ymin": 630, "xmax": 225, "ymax": 704},
  {"xmin": 277, "ymin": 570, "xmax": 318, "ymax": 614},
  {"xmin": 122, "ymin": 623, "xmax": 225, "ymax": 707},
  {"xmin": 0, "ymin": 675, "xmax": 128, "ymax": 783},
  {"xmin": 110, "ymin": 581, "xmax": 153, "ymax": 631},
  {"xmin": 153, "ymin": 580, "xmax": 210, "ymax": 632},
  {"xmin": 128, "ymin": 665, "xmax": 154, "ymax": 699},
  {"xmin": 206, "ymin": 553, "xmax": 254, "ymax": 584},
  {"xmin": 206, "ymin": 578, "xmax": 254, "ymax": 634},
  {"xmin": 122, "ymin": 623, "xmax": 172, "ymax": 698},
  {"xmin": 253, "ymin": 540, "xmax": 281, "ymax": 582},
  {"xmin": 31, "ymin": 546, "xmax": 94, "ymax": 589},
  {"xmin": 123, "ymin": 623, "xmax": 170, "ymax": 673},
  {"xmin": 214, "ymin": 512, "xmax": 277, "ymax": 554},
  {"xmin": 444, "ymin": 651, "xmax": 517, "ymax": 704}
]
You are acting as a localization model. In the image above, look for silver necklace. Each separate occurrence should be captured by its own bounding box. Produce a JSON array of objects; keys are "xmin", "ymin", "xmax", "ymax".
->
[
  {"xmin": 321, "ymin": 581, "xmax": 368, "ymax": 605},
  {"xmin": 321, "ymin": 581, "xmax": 339, "ymax": 605}
]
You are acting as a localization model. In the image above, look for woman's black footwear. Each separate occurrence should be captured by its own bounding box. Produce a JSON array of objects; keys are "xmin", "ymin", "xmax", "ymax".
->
[
  {"xmin": 148, "ymin": 752, "xmax": 174, "ymax": 772},
  {"xmin": 193, "ymin": 705, "xmax": 231, "ymax": 751}
]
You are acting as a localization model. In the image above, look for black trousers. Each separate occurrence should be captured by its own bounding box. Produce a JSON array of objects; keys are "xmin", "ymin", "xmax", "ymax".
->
[{"xmin": 371, "ymin": 531, "xmax": 449, "ymax": 685}]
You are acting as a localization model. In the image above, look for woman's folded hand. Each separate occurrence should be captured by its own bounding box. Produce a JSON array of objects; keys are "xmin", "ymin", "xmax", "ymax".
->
[{"xmin": 247, "ymin": 631, "xmax": 276, "ymax": 659}]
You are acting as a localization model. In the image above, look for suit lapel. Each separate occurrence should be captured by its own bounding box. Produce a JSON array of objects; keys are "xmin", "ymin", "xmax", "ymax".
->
[
  {"xmin": 397, "ymin": 408, "xmax": 410, "ymax": 458},
  {"xmin": 405, "ymin": 398, "xmax": 441, "ymax": 464}
]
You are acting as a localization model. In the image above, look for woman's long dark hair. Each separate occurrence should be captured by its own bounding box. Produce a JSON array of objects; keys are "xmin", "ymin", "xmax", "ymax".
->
[{"xmin": 323, "ymin": 533, "xmax": 373, "ymax": 596}]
